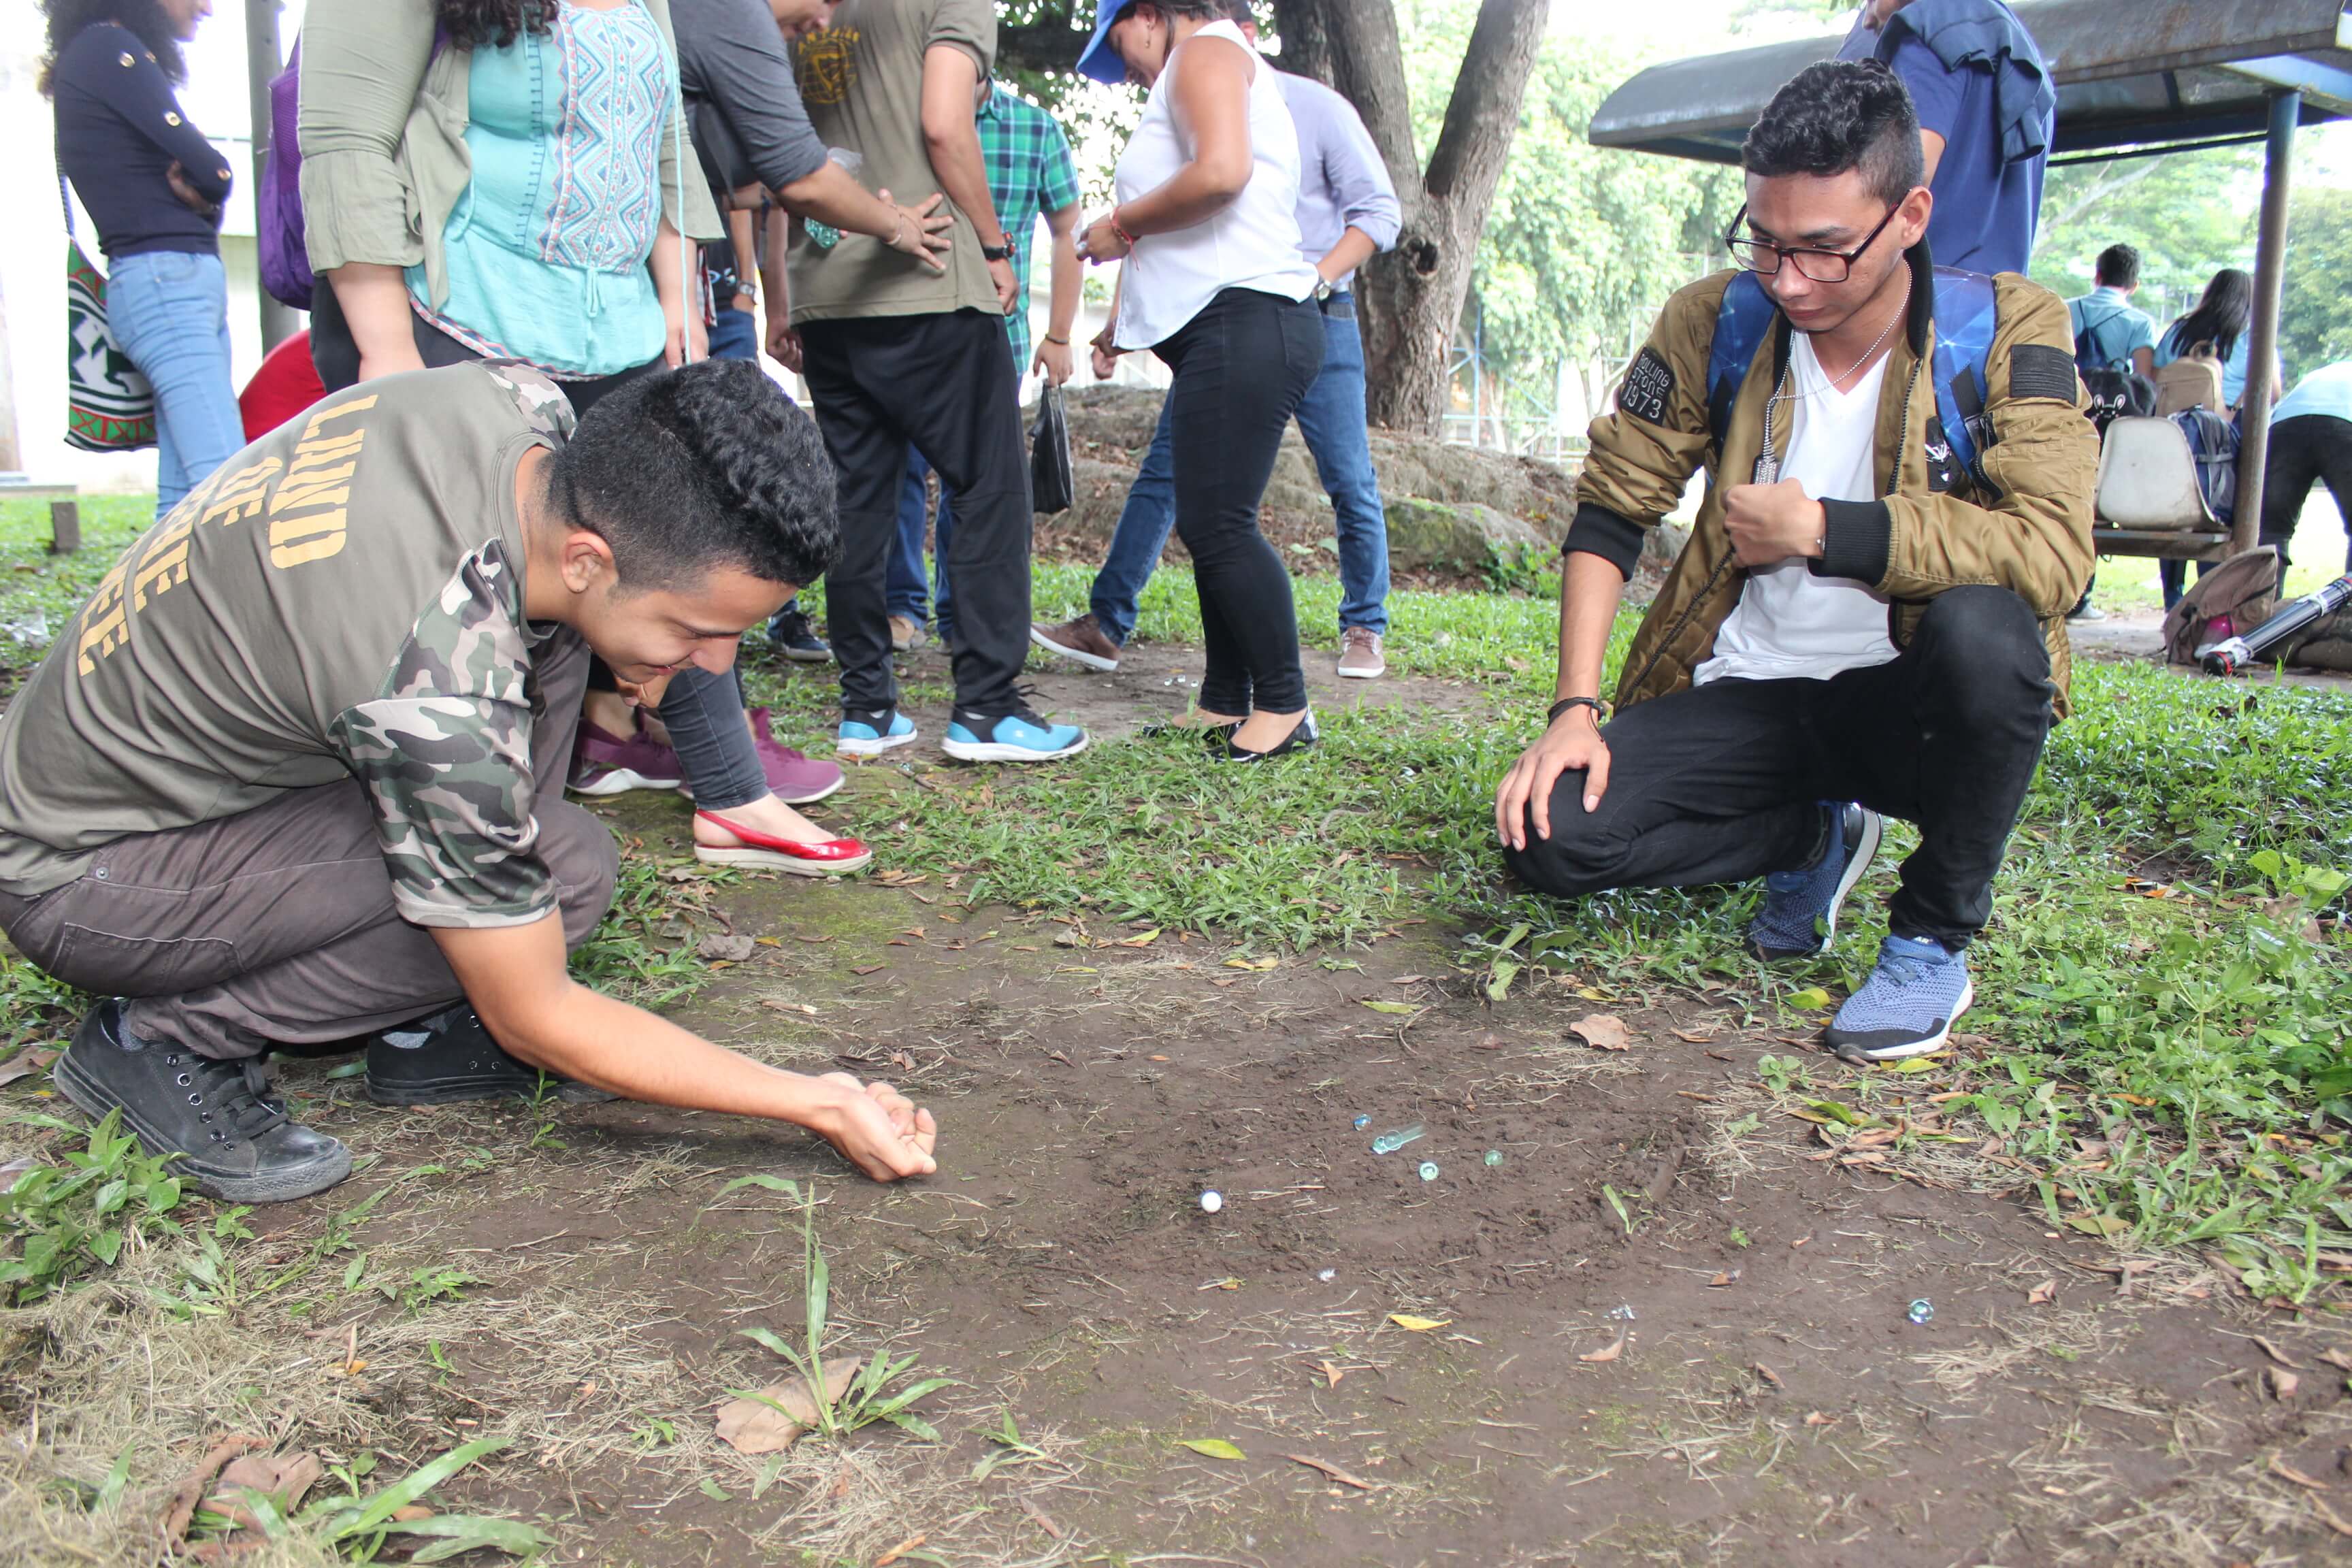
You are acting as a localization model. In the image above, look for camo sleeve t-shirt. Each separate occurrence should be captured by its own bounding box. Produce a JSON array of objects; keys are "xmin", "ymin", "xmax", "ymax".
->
[{"xmin": 0, "ymin": 361, "xmax": 582, "ymax": 929}]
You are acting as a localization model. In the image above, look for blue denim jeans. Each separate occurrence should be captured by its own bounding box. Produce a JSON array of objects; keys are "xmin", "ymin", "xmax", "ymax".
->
[
  {"xmin": 1088, "ymin": 297, "xmax": 1389, "ymax": 644},
  {"xmin": 108, "ymin": 250, "xmax": 245, "ymax": 519},
  {"xmin": 892, "ymin": 451, "xmax": 955, "ymax": 636}
]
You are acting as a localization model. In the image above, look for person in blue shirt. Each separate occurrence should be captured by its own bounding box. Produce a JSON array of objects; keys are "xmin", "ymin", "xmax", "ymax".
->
[
  {"xmin": 2256, "ymin": 362, "xmax": 2352, "ymax": 591},
  {"xmin": 2065, "ymin": 244, "xmax": 2156, "ymax": 376},
  {"xmin": 1838, "ymin": 0, "xmax": 2053, "ymax": 276}
]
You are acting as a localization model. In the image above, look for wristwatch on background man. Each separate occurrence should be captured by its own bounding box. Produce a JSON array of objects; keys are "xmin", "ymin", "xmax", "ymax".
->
[{"xmin": 981, "ymin": 237, "xmax": 1018, "ymax": 262}]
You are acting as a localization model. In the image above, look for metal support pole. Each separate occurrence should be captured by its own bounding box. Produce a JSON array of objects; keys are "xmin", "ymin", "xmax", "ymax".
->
[
  {"xmin": 2234, "ymin": 88, "xmax": 2298, "ymax": 558},
  {"xmin": 244, "ymin": 0, "xmax": 299, "ymax": 352}
]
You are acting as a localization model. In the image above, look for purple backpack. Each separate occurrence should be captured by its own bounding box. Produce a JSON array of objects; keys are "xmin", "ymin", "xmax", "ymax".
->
[{"xmin": 258, "ymin": 35, "xmax": 312, "ymax": 310}]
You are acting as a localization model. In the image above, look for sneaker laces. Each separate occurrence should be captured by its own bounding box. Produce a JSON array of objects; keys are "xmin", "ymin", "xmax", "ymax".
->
[{"xmin": 173, "ymin": 1054, "xmax": 290, "ymax": 1145}]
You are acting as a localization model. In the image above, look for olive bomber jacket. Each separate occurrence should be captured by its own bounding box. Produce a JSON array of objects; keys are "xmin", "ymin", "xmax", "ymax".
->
[{"xmin": 1571, "ymin": 243, "xmax": 2099, "ymax": 717}]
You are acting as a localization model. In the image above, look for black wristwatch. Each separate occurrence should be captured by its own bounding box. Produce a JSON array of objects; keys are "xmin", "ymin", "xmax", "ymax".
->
[
  {"xmin": 1546, "ymin": 696, "xmax": 1610, "ymax": 727},
  {"xmin": 981, "ymin": 237, "xmax": 1017, "ymax": 262}
]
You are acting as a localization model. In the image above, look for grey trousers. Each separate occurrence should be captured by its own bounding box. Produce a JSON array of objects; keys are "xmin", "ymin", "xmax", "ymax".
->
[{"xmin": 0, "ymin": 636, "xmax": 619, "ymax": 1060}]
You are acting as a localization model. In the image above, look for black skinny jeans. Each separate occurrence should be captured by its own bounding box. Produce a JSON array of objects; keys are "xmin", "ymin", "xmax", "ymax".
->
[
  {"xmin": 1153, "ymin": 288, "xmax": 1324, "ymax": 716},
  {"xmin": 1503, "ymin": 586, "xmax": 2055, "ymax": 951},
  {"xmin": 798, "ymin": 310, "xmax": 1032, "ymax": 717}
]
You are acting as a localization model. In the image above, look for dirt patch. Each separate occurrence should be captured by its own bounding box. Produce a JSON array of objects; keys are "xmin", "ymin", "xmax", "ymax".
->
[{"xmin": 20, "ymin": 845, "xmax": 2333, "ymax": 1567}]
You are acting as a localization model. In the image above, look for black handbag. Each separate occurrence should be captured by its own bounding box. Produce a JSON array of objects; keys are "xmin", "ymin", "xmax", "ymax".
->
[{"xmin": 1030, "ymin": 385, "xmax": 1073, "ymax": 515}]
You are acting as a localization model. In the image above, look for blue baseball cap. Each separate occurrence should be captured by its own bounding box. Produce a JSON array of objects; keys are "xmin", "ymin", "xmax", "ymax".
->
[{"xmin": 1075, "ymin": 0, "xmax": 1137, "ymax": 86}]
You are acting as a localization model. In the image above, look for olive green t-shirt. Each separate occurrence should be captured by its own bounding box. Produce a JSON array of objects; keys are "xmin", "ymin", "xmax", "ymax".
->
[
  {"xmin": 0, "ymin": 362, "xmax": 581, "ymax": 930},
  {"xmin": 785, "ymin": 0, "xmax": 1003, "ymax": 323}
]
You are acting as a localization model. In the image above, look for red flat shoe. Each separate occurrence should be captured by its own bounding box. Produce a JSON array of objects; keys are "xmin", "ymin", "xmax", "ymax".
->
[{"xmin": 691, "ymin": 810, "xmax": 873, "ymax": 877}]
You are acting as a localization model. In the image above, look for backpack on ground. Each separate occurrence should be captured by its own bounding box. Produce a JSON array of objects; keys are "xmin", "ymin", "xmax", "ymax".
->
[
  {"xmin": 2153, "ymin": 342, "xmax": 2227, "ymax": 417},
  {"xmin": 2163, "ymin": 546, "xmax": 2277, "ymax": 666},
  {"xmin": 1709, "ymin": 267, "xmax": 2002, "ymax": 491},
  {"xmin": 2170, "ymin": 406, "xmax": 2240, "ymax": 525}
]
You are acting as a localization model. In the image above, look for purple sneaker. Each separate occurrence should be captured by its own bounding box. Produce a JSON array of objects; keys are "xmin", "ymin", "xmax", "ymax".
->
[
  {"xmin": 567, "ymin": 717, "xmax": 685, "ymax": 797},
  {"xmin": 749, "ymin": 707, "xmax": 843, "ymax": 804}
]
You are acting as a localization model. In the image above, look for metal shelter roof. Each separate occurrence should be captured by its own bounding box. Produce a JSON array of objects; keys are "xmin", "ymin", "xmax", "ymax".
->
[{"xmin": 1589, "ymin": 0, "xmax": 2352, "ymax": 164}]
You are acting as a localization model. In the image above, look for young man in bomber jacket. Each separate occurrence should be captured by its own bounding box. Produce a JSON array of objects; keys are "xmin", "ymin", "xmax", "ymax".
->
[{"xmin": 1495, "ymin": 60, "xmax": 2095, "ymax": 1062}]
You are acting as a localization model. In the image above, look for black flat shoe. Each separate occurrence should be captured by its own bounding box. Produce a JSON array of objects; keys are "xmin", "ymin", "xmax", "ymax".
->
[
  {"xmin": 1210, "ymin": 713, "xmax": 1317, "ymax": 764},
  {"xmin": 1138, "ymin": 717, "xmax": 1241, "ymax": 741}
]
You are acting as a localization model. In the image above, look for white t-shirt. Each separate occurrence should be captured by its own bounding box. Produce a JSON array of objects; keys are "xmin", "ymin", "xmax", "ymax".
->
[{"xmin": 1694, "ymin": 331, "xmax": 1900, "ymax": 685}]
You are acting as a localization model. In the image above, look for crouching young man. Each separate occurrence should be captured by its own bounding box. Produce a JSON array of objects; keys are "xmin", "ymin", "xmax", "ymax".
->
[
  {"xmin": 1494, "ymin": 61, "xmax": 2095, "ymax": 1061},
  {"xmin": 0, "ymin": 359, "xmax": 937, "ymax": 1200}
]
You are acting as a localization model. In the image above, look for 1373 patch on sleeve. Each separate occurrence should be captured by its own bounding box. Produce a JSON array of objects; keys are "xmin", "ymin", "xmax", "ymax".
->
[{"xmin": 1618, "ymin": 347, "xmax": 1677, "ymax": 426}]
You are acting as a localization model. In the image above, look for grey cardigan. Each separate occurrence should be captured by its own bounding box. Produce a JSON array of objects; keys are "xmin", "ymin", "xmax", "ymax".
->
[{"xmin": 298, "ymin": 0, "xmax": 723, "ymax": 311}]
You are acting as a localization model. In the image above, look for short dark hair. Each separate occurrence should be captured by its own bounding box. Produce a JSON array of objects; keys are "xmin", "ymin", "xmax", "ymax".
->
[
  {"xmin": 547, "ymin": 359, "xmax": 839, "ymax": 593},
  {"xmin": 1742, "ymin": 59, "xmax": 1925, "ymax": 210},
  {"xmin": 2094, "ymin": 244, "xmax": 2141, "ymax": 289}
]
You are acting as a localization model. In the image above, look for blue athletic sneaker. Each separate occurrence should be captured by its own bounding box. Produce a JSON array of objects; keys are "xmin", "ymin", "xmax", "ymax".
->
[
  {"xmin": 1823, "ymin": 934, "xmax": 1974, "ymax": 1063},
  {"xmin": 941, "ymin": 702, "xmax": 1088, "ymax": 764},
  {"xmin": 1747, "ymin": 803, "xmax": 1884, "ymax": 962},
  {"xmin": 836, "ymin": 706, "xmax": 917, "ymax": 757}
]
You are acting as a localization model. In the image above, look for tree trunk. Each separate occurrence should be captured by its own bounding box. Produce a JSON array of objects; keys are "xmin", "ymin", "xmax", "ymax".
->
[{"xmin": 1274, "ymin": 0, "xmax": 1549, "ymax": 434}]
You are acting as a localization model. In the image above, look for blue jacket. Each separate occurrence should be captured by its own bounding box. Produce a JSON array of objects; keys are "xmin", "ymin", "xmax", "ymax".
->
[{"xmin": 1877, "ymin": 0, "xmax": 2056, "ymax": 169}]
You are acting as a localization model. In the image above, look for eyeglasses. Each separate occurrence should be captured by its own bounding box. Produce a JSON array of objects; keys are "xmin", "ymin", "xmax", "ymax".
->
[{"xmin": 1725, "ymin": 201, "xmax": 1903, "ymax": 283}]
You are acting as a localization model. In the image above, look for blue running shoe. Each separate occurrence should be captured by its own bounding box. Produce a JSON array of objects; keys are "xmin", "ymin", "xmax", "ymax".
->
[
  {"xmin": 1823, "ymin": 934, "xmax": 1974, "ymax": 1063},
  {"xmin": 1746, "ymin": 802, "xmax": 1884, "ymax": 961},
  {"xmin": 941, "ymin": 700, "xmax": 1088, "ymax": 763},
  {"xmin": 836, "ymin": 706, "xmax": 917, "ymax": 757}
]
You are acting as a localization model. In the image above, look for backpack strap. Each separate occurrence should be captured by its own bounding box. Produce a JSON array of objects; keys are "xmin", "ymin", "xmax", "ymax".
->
[
  {"xmin": 1929, "ymin": 267, "xmax": 2000, "ymax": 487},
  {"xmin": 1708, "ymin": 266, "xmax": 2004, "ymax": 488},
  {"xmin": 1705, "ymin": 271, "xmax": 1780, "ymax": 455}
]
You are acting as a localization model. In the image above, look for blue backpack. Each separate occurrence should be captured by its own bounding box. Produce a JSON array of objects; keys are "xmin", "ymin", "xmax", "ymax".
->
[{"xmin": 1706, "ymin": 267, "xmax": 2003, "ymax": 494}]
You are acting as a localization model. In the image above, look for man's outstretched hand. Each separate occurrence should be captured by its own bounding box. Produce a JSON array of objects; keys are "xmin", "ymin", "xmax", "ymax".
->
[
  {"xmin": 1494, "ymin": 708, "xmax": 1610, "ymax": 853},
  {"xmin": 810, "ymin": 1072, "xmax": 938, "ymax": 1180}
]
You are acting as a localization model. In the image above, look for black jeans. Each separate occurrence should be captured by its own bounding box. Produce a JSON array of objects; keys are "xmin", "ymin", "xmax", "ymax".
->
[
  {"xmin": 1503, "ymin": 587, "xmax": 2054, "ymax": 950},
  {"xmin": 2259, "ymin": 413, "xmax": 2352, "ymax": 586},
  {"xmin": 1154, "ymin": 288, "xmax": 1324, "ymax": 716},
  {"xmin": 798, "ymin": 310, "xmax": 1031, "ymax": 716}
]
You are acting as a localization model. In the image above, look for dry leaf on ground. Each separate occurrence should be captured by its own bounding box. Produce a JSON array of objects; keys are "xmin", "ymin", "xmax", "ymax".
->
[
  {"xmin": 161, "ymin": 1434, "xmax": 263, "ymax": 1545},
  {"xmin": 1571, "ymin": 1015, "xmax": 1631, "ymax": 1051},
  {"xmin": 713, "ymin": 1356, "xmax": 863, "ymax": 1454},
  {"xmin": 2027, "ymin": 1279, "xmax": 2059, "ymax": 1305},
  {"xmin": 1578, "ymin": 1332, "xmax": 1629, "ymax": 1363},
  {"xmin": 1388, "ymin": 1313, "xmax": 1450, "ymax": 1333},
  {"xmin": 2266, "ymin": 1366, "xmax": 2301, "ymax": 1402},
  {"xmin": 0, "ymin": 1047, "xmax": 59, "ymax": 1089},
  {"xmin": 1284, "ymin": 1452, "xmax": 1376, "ymax": 1490}
]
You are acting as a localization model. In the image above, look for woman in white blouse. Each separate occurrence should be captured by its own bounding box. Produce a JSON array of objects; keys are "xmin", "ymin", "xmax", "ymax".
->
[{"xmin": 1075, "ymin": 0, "xmax": 1325, "ymax": 762}]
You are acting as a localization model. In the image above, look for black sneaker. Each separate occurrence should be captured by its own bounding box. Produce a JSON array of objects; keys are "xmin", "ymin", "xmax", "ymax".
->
[
  {"xmin": 768, "ymin": 603, "xmax": 834, "ymax": 664},
  {"xmin": 365, "ymin": 1004, "xmax": 608, "ymax": 1107},
  {"xmin": 52, "ymin": 1000, "xmax": 352, "ymax": 1204}
]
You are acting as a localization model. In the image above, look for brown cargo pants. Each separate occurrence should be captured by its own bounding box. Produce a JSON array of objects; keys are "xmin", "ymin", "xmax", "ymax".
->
[{"xmin": 0, "ymin": 634, "xmax": 619, "ymax": 1060}]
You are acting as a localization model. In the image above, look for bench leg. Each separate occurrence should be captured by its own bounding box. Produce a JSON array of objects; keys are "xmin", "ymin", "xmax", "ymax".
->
[{"xmin": 47, "ymin": 500, "xmax": 79, "ymax": 555}]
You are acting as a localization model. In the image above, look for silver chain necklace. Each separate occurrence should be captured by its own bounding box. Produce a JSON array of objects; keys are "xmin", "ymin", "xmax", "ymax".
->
[{"xmin": 1753, "ymin": 278, "xmax": 1912, "ymax": 486}]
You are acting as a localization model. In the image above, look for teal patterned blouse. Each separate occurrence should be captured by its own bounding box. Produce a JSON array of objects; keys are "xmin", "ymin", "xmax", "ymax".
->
[{"xmin": 408, "ymin": 0, "xmax": 679, "ymax": 378}]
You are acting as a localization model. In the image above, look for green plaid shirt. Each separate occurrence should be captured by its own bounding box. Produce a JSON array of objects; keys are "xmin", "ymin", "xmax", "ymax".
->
[{"xmin": 978, "ymin": 85, "xmax": 1080, "ymax": 372}]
